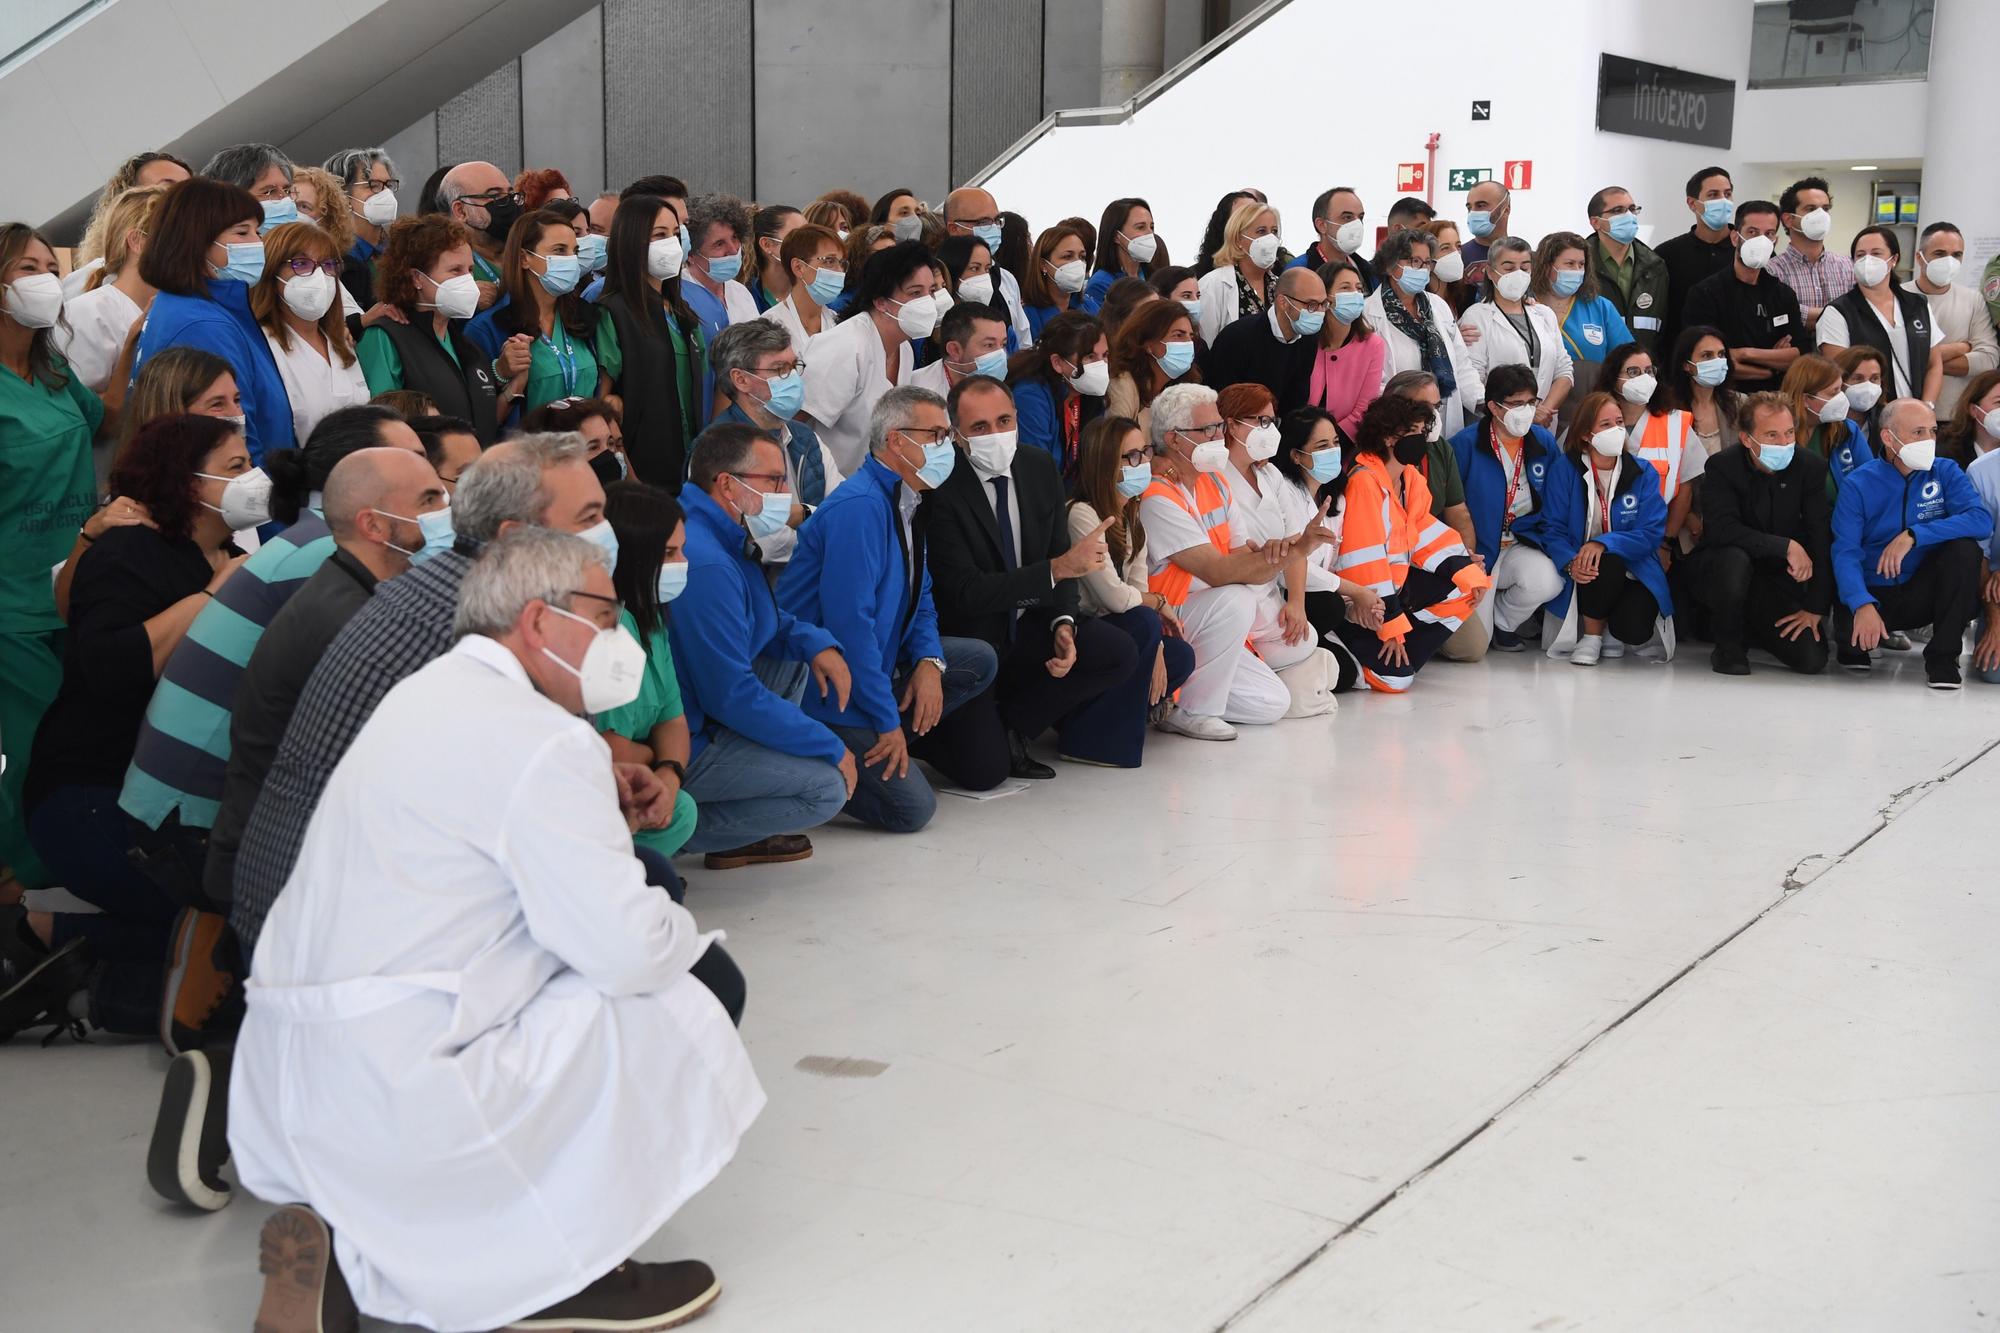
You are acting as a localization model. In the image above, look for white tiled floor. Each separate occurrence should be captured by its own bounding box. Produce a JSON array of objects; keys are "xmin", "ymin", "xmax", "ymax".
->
[{"xmin": 5, "ymin": 648, "xmax": 1997, "ymax": 1331}]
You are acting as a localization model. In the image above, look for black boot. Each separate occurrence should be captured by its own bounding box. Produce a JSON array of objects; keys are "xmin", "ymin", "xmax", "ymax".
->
[{"xmin": 1007, "ymin": 730, "xmax": 1054, "ymax": 780}]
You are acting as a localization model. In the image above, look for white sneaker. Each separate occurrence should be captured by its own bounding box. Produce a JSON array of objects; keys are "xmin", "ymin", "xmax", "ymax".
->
[
  {"xmin": 1571, "ymin": 634, "xmax": 1603, "ymax": 666},
  {"xmin": 1156, "ymin": 706, "xmax": 1238, "ymax": 741},
  {"xmin": 1599, "ymin": 636, "xmax": 1626, "ymax": 659}
]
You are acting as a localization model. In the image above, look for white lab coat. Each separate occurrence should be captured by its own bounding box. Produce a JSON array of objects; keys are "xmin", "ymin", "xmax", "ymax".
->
[
  {"xmin": 1458, "ymin": 300, "xmax": 1575, "ymax": 407},
  {"xmin": 1364, "ymin": 287, "xmax": 1476, "ymax": 437},
  {"xmin": 230, "ymin": 636, "xmax": 764, "ymax": 1333}
]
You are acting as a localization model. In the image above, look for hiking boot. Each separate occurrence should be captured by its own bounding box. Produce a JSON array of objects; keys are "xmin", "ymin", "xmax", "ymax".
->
[
  {"xmin": 702, "ymin": 835, "xmax": 812, "ymax": 870},
  {"xmin": 147, "ymin": 1047, "xmax": 234, "ymax": 1211},
  {"xmin": 161, "ymin": 908, "xmax": 238, "ymax": 1057},
  {"xmin": 252, "ymin": 1205, "xmax": 358, "ymax": 1333},
  {"xmin": 507, "ymin": 1259, "xmax": 721, "ymax": 1331},
  {"xmin": 1006, "ymin": 730, "xmax": 1055, "ymax": 779},
  {"xmin": 0, "ymin": 906, "xmax": 89, "ymax": 1045}
]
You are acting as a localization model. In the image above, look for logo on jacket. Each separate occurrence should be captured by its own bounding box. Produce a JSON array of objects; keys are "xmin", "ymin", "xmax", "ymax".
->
[
  {"xmin": 1620, "ymin": 492, "xmax": 1639, "ymax": 512},
  {"xmin": 1636, "ymin": 292, "xmax": 1654, "ymax": 309},
  {"xmin": 1530, "ymin": 461, "xmax": 1545, "ymax": 480},
  {"xmin": 1922, "ymin": 479, "xmax": 1942, "ymax": 501}
]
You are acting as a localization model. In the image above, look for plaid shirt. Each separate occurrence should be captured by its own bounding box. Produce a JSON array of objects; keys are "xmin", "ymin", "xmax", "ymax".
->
[
  {"xmin": 230, "ymin": 550, "xmax": 472, "ymax": 951},
  {"xmin": 1766, "ymin": 245, "xmax": 1855, "ymax": 314}
]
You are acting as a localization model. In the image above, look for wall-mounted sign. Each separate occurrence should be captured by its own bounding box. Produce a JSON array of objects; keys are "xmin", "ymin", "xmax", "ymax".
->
[
  {"xmin": 1596, "ymin": 53, "xmax": 1734, "ymax": 150},
  {"xmin": 1447, "ymin": 168, "xmax": 1491, "ymax": 192},
  {"xmin": 1502, "ymin": 160, "xmax": 1534, "ymax": 191},
  {"xmin": 1471, "ymin": 100, "xmax": 1491, "ymax": 121},
  {"xmin": 1397, "ymin": 163, "xmax": 1427, "ymax": 192}
]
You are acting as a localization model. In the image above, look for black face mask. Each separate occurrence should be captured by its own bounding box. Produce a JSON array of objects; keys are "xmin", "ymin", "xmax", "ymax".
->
[
  {"xmin": 476, "ymin": 196, "xmax": 523, "ymax": 242},
  {"xmin": 589, "ymin": 449, "xmax": 626, "ymax": 486},
  {"xmin": 1392, "ymin": 434, "xmax": 1429, "ymax": 466}
]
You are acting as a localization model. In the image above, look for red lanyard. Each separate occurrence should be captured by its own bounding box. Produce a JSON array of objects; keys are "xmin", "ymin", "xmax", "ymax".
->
[
  {"xmin": 1596, "ymin": 468, "xmax": 1616, "ymax": 535},
  {"xmin": 1493, "ymin": 438, "xmax": 1525, "ymax": 530}
]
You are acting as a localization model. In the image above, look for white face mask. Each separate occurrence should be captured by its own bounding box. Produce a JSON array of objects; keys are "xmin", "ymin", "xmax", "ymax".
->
[
  {"xmin": 361, "ymin": 188, "xmax": 399, "ymax": 227},
  {"xmin": 1333, "ymin": 218, "xmax": 1365, "ymax": 254},
  {"xmin": 1122, "ymin": 231, "xmax": 1158, "ymax": 264},
  {"xmin": 1620, "ymin": 373, "xmax": 1657, "ymax": 405},
  {"xmin": 422, "ymin": 271, "xmax": 480, "ymax": 320},
  {"xmin": 965, "ymin": 429, "xmax": 1018, "ymax": 475},
  {"xmin": 1426, "ymin": 409, "xmax": 1443, "ymax": 442},
  {"xmin": 280, "ymin": 270, "xmax": 338, "ymax": 321},
  {"xmin": 196, "ymin": 466, "xmax": 272, "ymax": 531},
  {"xmin": 541, "ymin": 605, "xmax": 647, "ymax": 714},
  {"xmin": 1189, "ymin": 439, "xmax": 1230, "ymax": 473},
  {"xmin": 1245, "ymin": 233, "xmax": 1281, "ymax": 270},
  {"xmin": 1432, "ymin": 251, "xmax": 1464, "ymax": 284},
  {"xmin": 1493, "ymin": 270, "xmax": 1531, "ymax": 302},
  {"xmin": 1737, "ymin": 235, "xmax": 1776, "ymax": 270},
  {"xmin": 3, "ymin": 272, "xmax": 63, "ymax": 329},
  {"xmin": 1048, "ymin": 259, "xmax": 1087, "ymax": 294},
  {"xmin": 1815, "ymin": 389, "xmax": 1852, "ymax": 423},
  {"xmin": 1589, "ymin": 425, "xmax": 1627, "ymax": 458},
  {"xmin": 647, "ymin": 235, "xmax": 685, "ymax": 279},
  {"xmin": 1924, "ymin": 255, "xmax": 1962, "ymax": 288},
  {"xmin": 1853, "ymin": 254, "xmax": 1891, "ymax": 288},
  {"xmin": 1894, "ymin": 437, "xmax": 1935, "ymax": 472},
  {"xmin": 1070, "ymin": 360, "xmax": 1110, "ymax": 397},
  {"xmin": 958, "ymin": 272, "xmax": 994, "ymax": 305},
  {"xmin": 1500, "ymin": 404, "xmax": 1536, "ymax": 438},
  {"xmin": 888, "ymin": 292, "xmax": 938, "ymax": 340},
  {"xmin": 1243, "ymin": 424, "xmax": 1281, "ymax": 461},
  {"xmin": 1797, "ymin": 208, "xmax": 1832, "ymax": 241},
  {"xmin": 1982, "ymin": 407, "xmax": 2000, "ymax": 439}
]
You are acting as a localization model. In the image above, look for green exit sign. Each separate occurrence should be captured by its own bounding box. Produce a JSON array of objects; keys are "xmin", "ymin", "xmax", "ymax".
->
[{"xmin": 1447, "ymin": 168, "xmax": 1491, "ymax": 191}]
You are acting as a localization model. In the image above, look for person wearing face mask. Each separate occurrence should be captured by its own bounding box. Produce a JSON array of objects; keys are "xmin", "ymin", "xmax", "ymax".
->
[
  {"xmin": 942, "ymin": 187, "xmax": 1035, "ymax": 348},
  {"xmin": 871, "ymin": 189, "xmax": 924, "ymax": 239},
  {"xmin": 8, "ymin": 416, "xmax": 250, "ymax": 1045},
  {"xmin": 324, "ymin": 147, "xmax": 399, "ymax": 309},
  {"xmin": 353, "ymin": 214, "xmax": 501, "ymax": 443},
  {"xmin": 1084, "ymin": 198, "xmax": 1167, "ymax": 316},
  {"xmin": 202, "ymin": 143, "xmax": 299, "ymax": 238},
  {"xmin": 1685, "ymin": 392, "xmax": 1832, "ymax": 676},
  {"xmin": 679, "ymin": 192, "xmax": 762, "ymax": 353},
  {"xmin": 1382, "ymin": 370, "xmax": 1478, "ymax": 565},
  {"xmin": 1601, "ymin": 341, "xmax": 1706, "ymax": 565},
  {"xmin": 598, "ymin": 192, "xmax": 703, "ymax": 482},
  {"xmin": 1287, "ymin": 187, "xmax": 1376, "ymax": 292},
  {"xmin": 1021, "ymin": 225, "xmax": 1090, "ymax": 340},
  {"xmin": 1835, "ymin": 345, "xmax": 1890, "ymax": 444},
  {"xmin": 775, "ymin": 386, "xmax": 1004, "ymax": 815},
  {"xmin": 526, "ymin": 396, "xmax": 638, "ymax": 491},
  {"xmin": 1585, "ymin": 185, "xmax": 1671, "ymax": 353},
  {"xmin": 1817, "ymin": 226, "xmax": 1940, "ymax": 406},
  {"xmin": 1539, "ymin": 391, "xmax": 1675, "ymax": 665},
  {"xmin": 1938, "ymin": 370, "xmax": 2000, "ymax": 468},
  {"xmin": 1531, "ymin": 231, "xmax": 1633, "ymax": 424},
  {"xmin": 1458, "ymin": 181, "xmax": 1512, "ymax": 290},
  {"xmin": 803, "ymin": 241, "xmax": 935, "ymax": 475},
  {"xmin": 1195, "ymin": 201, "xmax": 1284, "ymax": 346},
  {"xmin": 1420, "ymin": 220, "xmax": 1477, "ymax": 318},
  {"xmin": 1205, "ymin": 267, "xmax": 1329, "ymax": 417},
  {"xmin": 1782, "ymin": 355, "xmax": 1875, "ymax": 503},
  {"xmin": 1767, "ymin": 177, "xmax": 1855, "ymax": 340},
  {"xmin": 435, "ymin": 161, "xmax": 522, "ymax": 307},
  {"xmin": 251, "ymin": 224, "xmax": 368, "ymax": 442},
  {"xmin": 132, "ymin": 178, "xmax": 298, "ymax": 463},
  {"xmin": 53, "ymin": 183, "xmax": 168, "ymax": 395},
  {"xmin": 765, "ymin": 222, "xmax": 847, "ymax": 354},
  {"xmin": 922, "ymin": 375, "xmax": 1149, "ymax": 771},
  {"xmin": 227, "ymin": 526, "xmax": 758, "ymax": 1333},
  {"xmin": 1655, "ymin": 166, "xmax": 1737, "ymax": 356},
  {"xmin": 1446, "ymin": 364, "xmax": 1568, "ymax": 656},
  {"xmin": 465, "ymin": 209, "xmax": 615, "ymax": 423},
  {"xmin": 1365, "ymin": 228, "xmax": 1475, "ymax": 438},
  {"xmin": 1662, "ymin": 325, "xmax": 1741, "ymax": 464},
  {"xmin": 1681, "ymin": 200, "xmax": 1803, "ymax": 393},
  {"xmin": 935, "ymin": 235, "xmax": 1018, "ymax": 352},
  {"xmin": 1305, "ymin": 259, "xmax": 1386, "ymax": 438},
  {"xmin": 1267, "ymin": 406, "xmax": 1379, "ymax": 689},
  {"xmin": 913, "ymin": 301, "xmax": 1011, "ymax": 402},
  {"xmin": 714, "ymin": 319, "xmax": 842, "ymax": 527},
  {"xmin": 1907, "ymin": 222, "xmax": 1999, "ymax": 421},
  {"xmin": 1008, "ymin": 311, "xmax": 1109, "ymax": 478},
  {"xmin": 1106, "ymin": 299, "xmax": 1202, "ymax": 440},
  {"xmin": 1829, "ymin": 398, "xmax": 1993, "ymax": 686},
  {"xmin": 1460, "ymin": 236, "xmax": 1575, "ymax": 431}
]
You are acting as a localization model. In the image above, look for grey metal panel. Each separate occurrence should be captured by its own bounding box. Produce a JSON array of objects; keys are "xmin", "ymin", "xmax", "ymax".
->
[
  {"xmin": 521, "ymin": 7, "xmax": 606, "ymax": 201},
  {"xmin": 753, "ymin": 0, "xmax": 951, "ymax": 206},
  {"xmin": 1041, "ymin": 1, "xmax": 1103, "ymax": 115},
  {"xmin": 436, "ymin": 60, "xmax": 522, "ymax": 175},
  {"xmin": 951, "ymin": 0, "xmax": 1043, "ymax": 186},
  {"xmin": 605, "ymin": 0, "xmax": 752, "ymax": 199},
  {"xmin": 379, "ymin": 113, "xmax": 438, "ymax": 218}
]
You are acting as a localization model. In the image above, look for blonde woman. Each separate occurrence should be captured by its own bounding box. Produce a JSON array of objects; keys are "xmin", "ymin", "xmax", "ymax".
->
[
  {"xmin": 66, "ymin": 150, "xmax": 192, "ymax": 296},
  {"xmin": 55, "ymin": 184, "xmax": 167, "ymax": 392},
  {"xmin": 1195, "ymin": 199, "xmax": 1282, "ymax": 345},
  {"xmin": 251, "ymin": 223, "xmax": 367, "ymax": 441}
]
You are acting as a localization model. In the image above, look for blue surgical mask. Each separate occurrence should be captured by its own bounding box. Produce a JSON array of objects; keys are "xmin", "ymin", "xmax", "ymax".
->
[
  {"xmin": 704, "ymin": 248, "xmax": 743, "ymax": 283},
  {"xmin": 577, "ymin": 234, "xmax": 608, "ymax": 272},
  {"xmin": 1395, "ymin": 265, "xmax": 1432, "ymax": 296},
  {"xmin": 1700, "ymin": 198, "xmax": 1734, "ymax": 230},
  {"xmin": 260, "ymin": 198, "xmax": 299, "ymax": 233},
  {"xmin": 1332, "ymin": 291, "xmax": 1366, "ymax": 323},
  {"xmin": 973, "ymin": 347, "xmax": 1009, "ymax": 378},
  {"xmin": 678, "ymin": 224, "xmax": 691, "ymax": 256},
  {"xmin": 1467, "ymin": 210, "xmax": 1495, "ymax": 238},
  {"xmin": 1553, "ymin": 269, "xmax": 1585, "ymax": 296},
  {"xmin": 214, "ymin": 241, "xmax": 266, "ymax": 285},
  {"xmin": 1306, "ymin": 447, "xmax": 1343, "ymax": 483},
  {"xmin": 1154, "ymin": 341, "xmax": 1195, "ymax": 378},
  {"xmin": 917, "ymin": 438, "xmax": 957, "ymax": 488},
  {"xmin": 1760, "ymin": 443, "xmax": 1796, "ymax": 472},
  {"xmin": 533, "ymin": 252, "xmax": 582, "ymax": 295},
  {"xmin": 741, "ymin": 484, "xmax": 794, "ymax": 540},
  {"xmin": 806, "ymin": 265, "xmax": 845, "ymax": 304},
  {"xmin": 1290, "ymin": 305, "xmax": 1326, "ymax": 337},
  {"xmin": 1117, "ymin": 461, "xmax": 1152, "ymax": 498},
  {"xmin": 657, "ymin": 560, "xmax": 689, "ymax": 602},
  {"xmin": 1606, "ymin": 213, "xmax": 1641, "ymax": 245},
  {"xmin": 762, "ymin": 369, "xmax": 805, "ymax": 419},
  {"xmin": 576, "ymin": 517, "xmax": 619, "ymax": 567},
  {"xmin": 1180, "ymin": 298, "xmax": 1202, "ymax": 321},
  {"xmin": 1691, "ymin": 357, "xmax": 1729, "ymax": 387},
  {"xmin": 376, "ymin": 502, "xmax": 457, "ymax": 565},
  {"xmin": 974, "ymin": 223, "xmax": 1004, "ymax": 251}
]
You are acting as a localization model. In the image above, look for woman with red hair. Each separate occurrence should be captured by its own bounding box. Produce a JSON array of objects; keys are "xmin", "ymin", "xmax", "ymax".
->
[{"xmin": 514, "ymin": 167, "xmax": 574, "ymax": 212}]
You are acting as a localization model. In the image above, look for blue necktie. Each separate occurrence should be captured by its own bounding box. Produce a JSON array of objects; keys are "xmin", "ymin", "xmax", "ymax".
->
[{"xmin": 991, "ymin": 475, "xmax": 1017, "ymax": 571}]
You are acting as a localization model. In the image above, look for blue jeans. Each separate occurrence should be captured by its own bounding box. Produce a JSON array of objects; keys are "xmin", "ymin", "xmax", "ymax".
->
[
  {"xmin": 681, "ymin": 657, "xmax": 848, "ymax": 854},
  {"xmin": 833, "ymin": 636, "xmax": 998, "ymax": 834}
]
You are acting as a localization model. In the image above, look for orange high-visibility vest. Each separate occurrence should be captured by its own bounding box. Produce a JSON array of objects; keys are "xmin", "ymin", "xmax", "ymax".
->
[
  {"xmin": 1632, "ymin": 409, "xmax": 1688, "ymax": 502},
  {"xmin": 1142, "ymin": 472, "xmax": 1232, "ymax": 607},
  {"xmin": 1336, "ymin": 455, "xmax": 1486, "ymax": 638}
]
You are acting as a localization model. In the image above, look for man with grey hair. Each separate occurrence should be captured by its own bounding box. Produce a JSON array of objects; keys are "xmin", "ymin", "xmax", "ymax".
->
[
  {"xmin": 683, "ymin": 191, "xmax": 760, "ymax": 344},
  {"xmin": 323, "ymin": 147, "xmax": 400, "ymax": 305},
  {"xmin": 201, "ymin": 142, "xmax": 296, "ymax": 232},
  {"xmin": 777, "ymin": 386, "xmax": 1002, "ymax": 828},
  {"xmin": 713, "ymin": 318, "xmax": 841, "ymax": 538},
  {"xmin": 233, "ymin": 527, "xmax": 760, "ymax": 1333},
  {"xmin": 435, "ymin": 160, "xmax": 520, "ymax": 305},
  {"xmin": 1204, "ymin": 264, "xmax": 1328, "ymax": 411},
  {"xmin": 673, "ymin": 421, "xmax": 854, "ymax": 868}
]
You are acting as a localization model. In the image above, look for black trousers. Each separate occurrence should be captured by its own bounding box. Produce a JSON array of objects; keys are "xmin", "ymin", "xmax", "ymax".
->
[
  {"xmin": 1575, "ymin": 552, "xmax": 1659, "ymax": 646},
  {"xmin": 1328, "ymin": 560, "xmax": 1472, "ymax": 687},
  {"xmin": 912, "ymin": 618, "xmax": 1134, "ymax": 778},
  {"xmin": 1302, "ymin": 591, "xmax": 1364, "ymax": 692},
  {"xmin": 1835, "ymin": 537, "xmax": 1982, "ymax": 670},
  {"xmin": 1687, "ymin": 545, "xmax": 1828, "ymax": 673}
]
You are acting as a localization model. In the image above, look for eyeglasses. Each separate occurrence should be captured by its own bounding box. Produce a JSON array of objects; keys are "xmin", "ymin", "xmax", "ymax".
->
[
  {"xmin": 1174, "ymin": 423, "xmax": 1226, "ymax": 442},
  {"xmin": 1281, "ymin": 294, "xmax": 1329, "ymax": 315},
  {"xmin": 1232, "ymin": 415, "xmax": 1278, "ymax": 430},
  {"xmin": 726, "ymin": 470, "xmax": 789, "ymax": 491},
  {"xmin": 464, "ymin": 190, "xmax": 525, "ymax": 208},
  {"xmin": 1616, "ymin": 365, "xmax": 1653, "ymax": 379},
  {"xmin": 252, "ymin": 185, "xmax": 296, "ymax": 202},
  {"xmin": 952, "ymin": 216, "xmax": 1001, "ymax": 230},
  {"xmin": 754, "ymin": 360, "xmax": 804, "ymax": 377},
  {"xmin": 282, "ymin": 257, "xmax": 342, "ymax": 277},
  {"xmin": 897, "ymin": 426, "xmax": 953, "ymax": 445},
  {"xmin": 1594, "ymin": 204, "xmax": 1643, "ymax": 218},
  {"xmin": 1120, "ymin": 449, "xmax": 1149, "ymax": 467},
  {"xmin": 350, "ymin": 178, "xmax": 402, "ymax": 196}
]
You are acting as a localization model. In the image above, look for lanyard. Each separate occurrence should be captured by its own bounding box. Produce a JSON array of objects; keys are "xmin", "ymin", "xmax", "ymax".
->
[
  {"xmin": 1493, "ymin": 436, "xmax": 1526, "ymax": 530},
  {"xmin": 539, "ymin": 324, "xmax": 580, "ymax": 396},
  {"xmin": 1596, "ymin": 466, "xmax": 1617, "ymax": 536}
]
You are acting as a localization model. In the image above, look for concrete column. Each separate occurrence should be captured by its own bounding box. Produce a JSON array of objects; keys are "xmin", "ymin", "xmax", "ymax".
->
[
  {"xmin": 1099, "ymin": 0, "xmax": 1164, "ymax": 105},
  {"xmin": 1917, "ymin": 0, "xmax": 2000, "ymax": 275}
]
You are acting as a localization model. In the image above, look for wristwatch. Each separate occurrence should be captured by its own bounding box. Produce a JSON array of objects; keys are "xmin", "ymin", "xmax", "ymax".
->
[
  {"xmin": 651, "ymin": 757, "xmax": 685, "ymax": 783},
  {"xmin": 920, "ymin": 656, "xmax": 947, "ymax": 674}
]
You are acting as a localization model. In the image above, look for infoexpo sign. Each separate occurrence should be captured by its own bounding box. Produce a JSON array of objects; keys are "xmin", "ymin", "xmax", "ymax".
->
[{"xmin": 1596, "ymin": 53, "xmax": 1735, "ymax": 151}]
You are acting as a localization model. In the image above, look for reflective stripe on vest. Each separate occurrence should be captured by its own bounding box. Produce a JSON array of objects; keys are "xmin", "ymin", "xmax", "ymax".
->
[
  {"xmin": 1142, "ymin": 474, "xmax": 1232, "ymax": 607},
  {"xmin": 1634, "ymin": 409, "xmax": 1685, "ymax": 502}
]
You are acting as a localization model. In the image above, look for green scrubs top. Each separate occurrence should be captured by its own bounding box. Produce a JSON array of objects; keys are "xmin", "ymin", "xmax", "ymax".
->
[
  {"xmin": 0, "ymin": 358, "xmax": 101, "ymax": 633},
  {"xmin": 595, "ymin": 611, "xmax": 697, "ymax": 856}
]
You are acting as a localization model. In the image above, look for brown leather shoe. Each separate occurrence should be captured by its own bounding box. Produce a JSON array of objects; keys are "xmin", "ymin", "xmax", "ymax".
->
[
  {"xmin": 252, "ymin": 1205, "xmax": 358, "ymax": 1333},
  {"xmin": 702, "ymin": 834, "xmax": 813, "ymax": 870},
  {"xmin": 506, "ymin": 1260, "xmax": 721, "ymax": 1330},
  {"xmin": 160, "ymin": 908, "xmax": 238, "ymax": 1057}
]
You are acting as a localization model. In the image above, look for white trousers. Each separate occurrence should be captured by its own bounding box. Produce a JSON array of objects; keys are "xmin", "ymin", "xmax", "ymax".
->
[
  {"xmin": 1175, "ymin": 584, "xmax": 1290, "ymax": 725},
  {"xmin": 1471, "ymin": 543, "xmax": 1566, "ymax": 634}
]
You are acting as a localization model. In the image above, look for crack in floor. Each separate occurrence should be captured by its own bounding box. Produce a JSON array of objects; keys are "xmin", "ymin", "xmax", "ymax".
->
[{"xmin": 1213, "ymin": 733, "xmax": 2000, "ymax": 1332}]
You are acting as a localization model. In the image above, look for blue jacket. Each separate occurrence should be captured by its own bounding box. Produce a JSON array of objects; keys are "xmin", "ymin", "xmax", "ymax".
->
[
  {"xmin": 1082, "ymin": 266, "xmax": 1148, "ymax": 316},
  {"xmin": 1556, "ymin": 295, "xmax": 1633, "ymax": 364},
  {"xmin": 1011, "ymin": 377, "xmax": 1070, "ymax": 469},
  {"xmin": 462, "ymin": 295, "xmax": 512, "ymax": 360},
  {"xmin": 775, "ymin": 457, "xmax": 942, "ymax": 734},
  {"xmin": 1449, "ymin": 422, "xmax": 1561, "ymax": 568},
  {"xmin": 667, "ymin": 486, "xmax": 844, "ymax": 765},
  {"xmin": 1831, "ymin": 456, "xmax": 1993, "ymax": 610},
  {"xmin": 133, "ymin": 281, "xmax": 293, "ymax": 464},
  {"xmin": 1539, "ymin": 452, "xmax": 1674, "ymax": 620},
  {"xmin": 1814, "ymin": 419, "xmax": 1873, "ymax": 492},
  {"xmin": 1024, "ymin": 294, "xmax": 1080, "ymax": 340}
]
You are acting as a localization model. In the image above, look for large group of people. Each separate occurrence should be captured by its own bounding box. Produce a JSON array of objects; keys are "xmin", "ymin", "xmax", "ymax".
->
[{"xmin": 0, "ymin": 138, "xmax": 1997, "ymax": 1333}]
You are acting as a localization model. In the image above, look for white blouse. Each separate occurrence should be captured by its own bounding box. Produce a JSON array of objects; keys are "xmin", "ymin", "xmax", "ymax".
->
[
  {"xmin": 802, "ymin": 313, "xmax": 916, "ymax": 476},
  {"xmin": 1459, "ymin": 301, "xmax": 1575, "ymax": 406},
  {"xmin": 764, "ymin": 293, "xmax": 834, "ymax": 355},
  {"xmin": 52, "ymin": 282, "xmax": 142, "ymax": 393},
  {"xmin": 1363, "ymin": 287, "xmax": 1477, "ymax": 438},
  {"xmin": 264, "ymin": 327, "xmax": 369, "ymax": 444}
]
